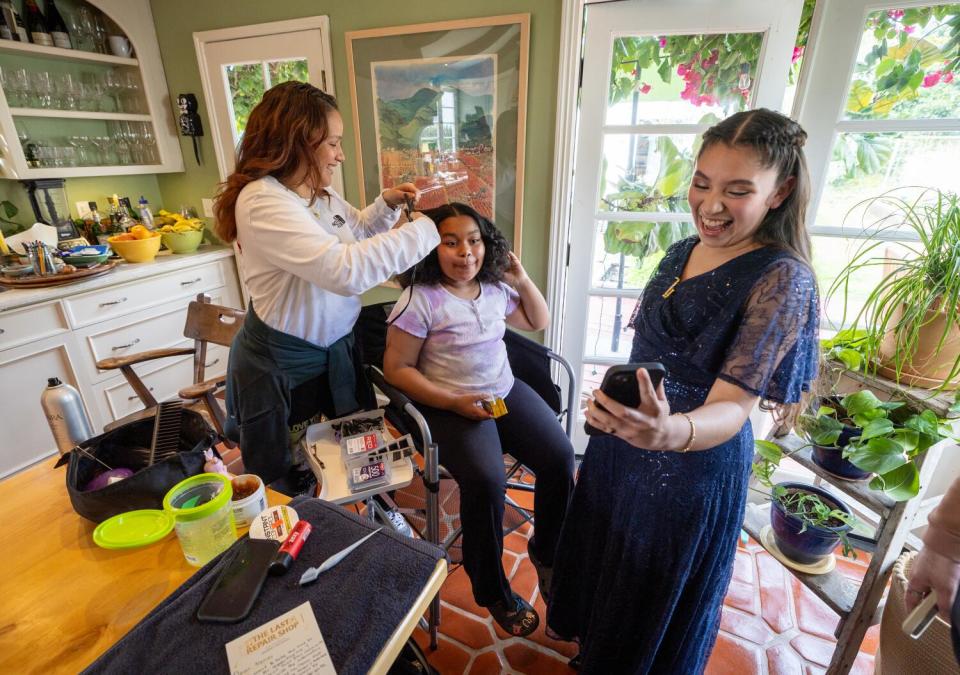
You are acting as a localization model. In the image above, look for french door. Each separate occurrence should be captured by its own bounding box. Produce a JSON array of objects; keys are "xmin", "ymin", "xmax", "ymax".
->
[{"xmin": 561, "ymin": 0, "xmax": 804, "ymax": 449}]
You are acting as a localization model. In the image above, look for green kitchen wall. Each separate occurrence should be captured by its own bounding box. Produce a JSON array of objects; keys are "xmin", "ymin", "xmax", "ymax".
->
[
  {"xmin": 0, "ymin": 171, "xmax": 162, "ymax": 236},
  {"xmin": 147, "ymin": 0, "xmax": 562, "ymax": 296}
]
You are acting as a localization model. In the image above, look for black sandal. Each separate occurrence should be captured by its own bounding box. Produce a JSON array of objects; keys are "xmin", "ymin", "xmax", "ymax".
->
[{"xmin": 489, "ymin": 593, "xmax": 539, "ymax": 637}]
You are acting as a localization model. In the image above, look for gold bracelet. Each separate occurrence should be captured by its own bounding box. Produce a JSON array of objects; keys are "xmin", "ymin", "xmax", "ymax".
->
[{"xmin": 675, "ymin": 412, "xmax": 695, "ymax": 453}]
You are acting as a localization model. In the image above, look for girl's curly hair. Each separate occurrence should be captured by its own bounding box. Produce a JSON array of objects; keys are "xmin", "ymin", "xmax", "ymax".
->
[{"xmin": 397, "ymin": 202, "xmax": 511, "ymax": 287}]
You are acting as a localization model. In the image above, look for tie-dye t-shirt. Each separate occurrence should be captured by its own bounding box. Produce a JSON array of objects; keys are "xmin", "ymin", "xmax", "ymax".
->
[{"xmin": 387, "ymin": 282, "xmax": 521, "ymax": 399}]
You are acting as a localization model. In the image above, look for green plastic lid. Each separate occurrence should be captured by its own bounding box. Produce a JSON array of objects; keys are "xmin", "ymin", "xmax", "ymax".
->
[
  {"xmin": 93, "ymin": 509, "xmax": 175, "ymax": 550},
  {"xmin": 163, "ymin": 472, "xmax": 233, "ymax": 522}
]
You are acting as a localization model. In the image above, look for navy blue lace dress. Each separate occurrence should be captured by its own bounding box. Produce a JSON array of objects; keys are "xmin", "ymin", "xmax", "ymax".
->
[{"xmin": 547, "ymin": 237, "xmax": 819, "ymax": 674}]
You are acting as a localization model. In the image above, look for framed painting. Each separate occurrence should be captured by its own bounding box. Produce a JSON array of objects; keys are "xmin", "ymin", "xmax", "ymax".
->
[{"xmin": 345, "ymin": 14, "xmax": 529, "ymax": 255}]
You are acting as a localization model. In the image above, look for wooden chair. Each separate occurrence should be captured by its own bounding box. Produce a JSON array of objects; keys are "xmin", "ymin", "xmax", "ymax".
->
[{"xmin": 96, "ymin": 293, "xmax": 245, "ymax": 441}]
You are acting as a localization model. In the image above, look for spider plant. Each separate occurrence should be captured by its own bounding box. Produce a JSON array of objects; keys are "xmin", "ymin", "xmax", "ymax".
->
[{"xmin": 827, "ymin": 187, "xmax": 960, "ymax": 388}]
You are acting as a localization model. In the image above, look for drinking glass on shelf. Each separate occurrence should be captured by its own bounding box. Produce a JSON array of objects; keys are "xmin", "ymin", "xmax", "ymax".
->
[
  {"xmin": 67, "ymin": 9, "xmax": 94, "ymax": 52},
  {"xmin": 32, "ymin": 72, "xmax": 54, "ymax": 109},
  {"xmin": 68, "ymin": 136, "xmax": 94, "ymax": 166},
  {"xmin": 8, "ymin": 67, "xmax": 31, "ymax": 108},
  {"xmin": 93, "ymin": 13, "xmax": 109, "ymax": 54},
  {"xmin": 55, "ymin": 73, "xmax": 78, "ymax": 111},
  {"xmin": 121, "ymin": 70, "xmax": 144, "ymax": 113},
  {"xmin": 92, "ymin": 136, "xmax": 117, "ymax": 165},
  {"xmin": 103, "ymin": 70, "xmax": 124, "ymax": 112}
]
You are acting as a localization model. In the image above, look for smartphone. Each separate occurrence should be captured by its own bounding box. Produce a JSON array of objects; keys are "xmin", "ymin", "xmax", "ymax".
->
[
  {"xmin": 196, "ymin": 537, "xmax": 281, "ymax": 624},
  {"xmin": 584, "ymin": 362, "xmax": 668, "ymax": 436}
]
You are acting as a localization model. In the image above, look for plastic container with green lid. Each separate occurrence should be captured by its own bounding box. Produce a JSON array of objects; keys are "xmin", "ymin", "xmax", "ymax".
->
[
  {"xmin": 93, "ymin": 509, "xmax": 175, "ymax": 550},
  {"xmin": 163, "ymin": 473, "xmax": 237, "ymax": 566}
]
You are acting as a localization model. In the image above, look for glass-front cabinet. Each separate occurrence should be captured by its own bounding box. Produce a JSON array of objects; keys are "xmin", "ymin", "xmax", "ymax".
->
[{"xmin": 0, "ymin": 0, "xmax": 183, "ymax": 178}]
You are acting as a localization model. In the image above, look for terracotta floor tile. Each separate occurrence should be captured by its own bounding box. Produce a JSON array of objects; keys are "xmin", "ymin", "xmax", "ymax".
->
[
  {"xmin": 440, "ymin": 607, "xmax": 495, "ymax": 649},
  {"xmin": 469, "ymin": 650, "xmax": 506, "ymax": 674},
  {"xmin": 859, "ymin": 624, "xmax": 879, "ymax": 656},
  {"xmin": 422, "ymin": 636, "xmax": 473, "ymax": 673},
  {"xmin": 504, "ymin": 531, "xmax": 530, "ymax": 554},
  {"xmin": 835, "ymin": 555, "xmax": 870, "ymax": 582},
  {"xmin": 723, "ymin": 579, "xmax": 758, "ymax": 614},
  {"xmin": 719, "ymin": 607, "xmax": 774, "ymax": 646},
  {"xmin": 510, "ymin": 558, "xmax": 540, "ymax": 604},
  {"xmin": 507, "ymin": 487, "xmax": 535, "ymax": 511},
  {"xmin": 733, "ymin": 550, "xmax": 756, "ymax": 584},
  {"xmin": 756, "ymin": 552, "xmax": 794, "ymax": 633},
  {"xmin": 790, "ymin": 633, "xmax": 835, "ymax": 667},
  {"xmin": 793, "ymin": 578, "xmax": 839, "ymax": 640},
  {"xmin": 442, "ymin": 566, "xmax": 485, "ymax": 615},
  {"xmin": 705, "ymin": 634, "xmax": 762, "ymax": 675},
  {"xmin": 503, "ymin": 643, "xmax": 576, "ymax": 674},
  {"xmin": 766, "ymin": 643, "xmax": 804, "ymax": 675},
  {"xmin": 739, "ymin": 534, "xmax": 765, "ymax": 553}
]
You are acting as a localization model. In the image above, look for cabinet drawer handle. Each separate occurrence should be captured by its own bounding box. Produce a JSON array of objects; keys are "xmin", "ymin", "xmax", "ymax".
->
[
  {"xmin": 205, "ymin": 357, "xmax": 220, "ymax": 368},
  {"xmin": 180, "ymin": 277, "xmax": 202, "ymax": 286},
  {"xmin": 99, "ymin": 297, "xmax": 128, "ymax": 307},
  {"xmin": 112, "ymin": 338, "xmax": 141, "ymax": 351},
  {"xmin": 128, "ymin": 387, "xmax": 154, "ymax": 401}
]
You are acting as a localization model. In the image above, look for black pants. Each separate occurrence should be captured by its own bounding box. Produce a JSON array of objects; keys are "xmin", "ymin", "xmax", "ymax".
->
[{"xmin": 418, "ymin": 379, "xmax": 575, "ymax": 607}]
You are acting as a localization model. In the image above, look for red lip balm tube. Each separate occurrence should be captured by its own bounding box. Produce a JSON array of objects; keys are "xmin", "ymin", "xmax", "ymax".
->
[{"xmin": 269, "ymin": 520, "xmax": 312, "ymax": 575}]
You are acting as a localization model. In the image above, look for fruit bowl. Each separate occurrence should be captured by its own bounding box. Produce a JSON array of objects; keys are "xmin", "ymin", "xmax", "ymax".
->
[
  {"xmin": 160, "ymin": 229, "xmax": 203, "ymax": 253},
  {"xmin": 108, "ymin": 233, "xmax": 162, "ymax": 263}
]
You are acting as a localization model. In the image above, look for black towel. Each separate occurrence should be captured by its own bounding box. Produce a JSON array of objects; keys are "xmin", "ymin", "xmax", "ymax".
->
[{"xmin": 84, "ymin": 497, "xmax": 444, "ymax": 674}]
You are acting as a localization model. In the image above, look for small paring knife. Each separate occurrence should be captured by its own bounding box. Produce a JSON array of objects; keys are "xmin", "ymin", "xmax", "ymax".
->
[
  {"xmin": 298, "ymin": 528, "xmax": 382, "ymax": 586},
  {"xmin": 901, "ymin": 592, "xmax": 939, "ymax": 638}
]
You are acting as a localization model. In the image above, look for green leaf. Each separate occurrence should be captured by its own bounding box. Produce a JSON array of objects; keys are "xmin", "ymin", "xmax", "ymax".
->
[
  {"xmin": 841, "ymin": 390, "xmax": 884, "ymax": 416},
  {"xmin": 870, "ymin": 462, "xmax": 920, "ymax": 501},
  {"xmin": 0, "ymin": 200, "xmax": 17, "ymax": 219},
  {"xmin": 860, "ymin": 418, "xmax": 894, "ymax": 440},
  {"xmin": 891, "ymin": 428, "xmax": 919, "ymax": 454},
  {"xmin": 835, "ymin": 348, "xmax": 862, "ymax": 371},
  {"xmin": 754, "ymin": 439, "xmax": 782, "ymax": 463},
  {"xmin": 846, "ymin": 437, "xmax": 907, "ymax": 474},
  {"xmin": 817, "ymin": 406, "xmax": 837, "ymax": 417}
]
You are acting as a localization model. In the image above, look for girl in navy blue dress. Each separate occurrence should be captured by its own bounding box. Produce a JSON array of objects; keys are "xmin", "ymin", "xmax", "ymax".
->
[{"xmin": 547, "ymin": 109, "xmax": 820, "ymax": 673}]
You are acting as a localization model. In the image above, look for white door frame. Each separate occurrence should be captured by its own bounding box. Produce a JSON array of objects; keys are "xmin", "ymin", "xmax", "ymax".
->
[{"xmin": 193, "ymin": 16, "xmax": 338, "ymax": 184}]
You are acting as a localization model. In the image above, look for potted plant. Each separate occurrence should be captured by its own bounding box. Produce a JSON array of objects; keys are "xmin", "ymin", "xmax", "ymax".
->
[
  {"xmin": 828, "ymin": 187, "xmax": 960, "ymax": 388},
  {"xmin": 797, "ymin": 397, "xmax": 873, "ymax": 481},
  {"xmin": 753, "ymin": 443, "xmax": 858, "ymax": 564}
]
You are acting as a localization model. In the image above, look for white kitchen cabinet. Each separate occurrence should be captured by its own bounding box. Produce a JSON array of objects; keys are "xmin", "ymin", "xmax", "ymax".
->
[
  {"xmin": 0, "ymin": 249, "xmax": 241, "ymax": 478},
  {"xmin": 0, "ymin": 0, "xmax": 183, "ymax": 178}
]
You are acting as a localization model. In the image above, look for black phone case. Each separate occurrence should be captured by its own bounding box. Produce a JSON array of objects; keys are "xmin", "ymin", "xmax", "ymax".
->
[
  {"xmin": 584, "ymin": 363, "xmax": 667, "ymax": 436},
  {"xmin": 196, "ymin": 538, "xmax": 280, "ymax": 624}
]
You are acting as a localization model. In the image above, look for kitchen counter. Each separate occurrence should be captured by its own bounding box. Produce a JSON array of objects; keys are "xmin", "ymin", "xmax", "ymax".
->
[{"xmin": 0, "ymin": 246, "xmax": 235, "ymax": 313}]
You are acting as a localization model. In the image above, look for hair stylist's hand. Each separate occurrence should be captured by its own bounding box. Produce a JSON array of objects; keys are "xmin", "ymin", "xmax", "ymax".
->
[
  {"xmin": 382, "ymin": 183, "xmax": 420, "ymax": 209},
  {"xmin": 449, "ymin": 392, "xmax": 495, "ymax": 421},
  {"xmin": 905, "ymin": 546, "xmax": 960, "ymax": 621},
  {"xmin": 585, "ymin": 368, "xmax": 673, "ymax": 449}
]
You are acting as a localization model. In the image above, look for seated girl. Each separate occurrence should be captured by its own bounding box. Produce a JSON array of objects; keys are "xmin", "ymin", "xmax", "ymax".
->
[{"xmin": 383, "ymin": 202, "xmax": 575, "ymax": 636}]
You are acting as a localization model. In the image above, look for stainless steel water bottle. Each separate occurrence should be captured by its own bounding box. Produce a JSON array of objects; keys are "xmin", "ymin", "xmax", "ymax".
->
[{"xmin": 40, "ymin": 377, "xmax": 94, "ymax": 454}]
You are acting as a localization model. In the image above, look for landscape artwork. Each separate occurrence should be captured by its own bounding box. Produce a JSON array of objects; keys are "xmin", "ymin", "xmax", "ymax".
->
[{"xmin": 371, "ymin": 55, "xmax": 497, "ymax": 217}]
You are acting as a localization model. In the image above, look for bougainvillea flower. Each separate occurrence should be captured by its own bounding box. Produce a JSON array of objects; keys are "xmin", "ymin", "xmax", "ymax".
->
[{"xmin": 923, "ymin": 71, "xmax": 942, "ymax": 87}]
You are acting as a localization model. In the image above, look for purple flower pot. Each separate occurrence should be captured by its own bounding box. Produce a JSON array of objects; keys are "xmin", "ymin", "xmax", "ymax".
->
[
  {"xmin": 770, "ymin": 482, "xmax": 853, "ymax": 565},
  {"xmin": 811, "ymin": 424, "xmax": 872, "ymax": 481}
]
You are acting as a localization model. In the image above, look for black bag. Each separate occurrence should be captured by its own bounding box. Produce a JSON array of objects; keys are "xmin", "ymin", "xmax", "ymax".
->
[{"xmin": 57, "ymin": 409, "xmax": 219, "ymax": 523}]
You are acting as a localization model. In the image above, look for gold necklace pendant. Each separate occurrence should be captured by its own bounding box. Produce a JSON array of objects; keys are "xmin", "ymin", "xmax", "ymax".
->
[{"xmin": 662, "ymin": 276, "xmax": 681, "ymax": 298}]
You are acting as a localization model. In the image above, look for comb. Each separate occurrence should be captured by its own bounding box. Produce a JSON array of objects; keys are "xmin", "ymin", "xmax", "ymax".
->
[
  {"xmin": 299, "ymin": 528, "xmax": 381, "ymax": 586},
  {"xmin": 149, "ymin": 400, "xmax": 183, "ymax": 466}
]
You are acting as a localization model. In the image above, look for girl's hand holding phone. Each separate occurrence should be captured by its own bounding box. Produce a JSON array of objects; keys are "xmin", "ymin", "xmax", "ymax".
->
[
  {"xmin": 585, "ymin": 368, "xmax": 673, "ymax": 449},
  {"xmin": 450, "ymin": 392, "xmax": 495, "ymax": 421}
]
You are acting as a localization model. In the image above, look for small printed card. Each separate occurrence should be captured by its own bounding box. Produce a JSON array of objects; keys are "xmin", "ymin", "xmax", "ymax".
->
[
  {"xmin": 343, "ymin": 431, "xmax": 383, "ymax": 455},
  {"xmin": 225, "ymin": 601, "xmax": 336, "ymax": 675},
  {"xmin": 351, "ymin": 461, "xmax": 387, "ymax": 484}
]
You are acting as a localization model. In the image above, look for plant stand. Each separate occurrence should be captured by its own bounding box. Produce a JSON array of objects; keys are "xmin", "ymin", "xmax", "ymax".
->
[{"xmin": 743, "ymin": 368, "xmax": 957, "ymax": 675}]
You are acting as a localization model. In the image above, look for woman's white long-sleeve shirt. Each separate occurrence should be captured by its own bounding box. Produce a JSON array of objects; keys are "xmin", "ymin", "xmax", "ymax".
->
[{"xmin": 234, "ymin": 175, "xmax": 440, "ymax": 347}]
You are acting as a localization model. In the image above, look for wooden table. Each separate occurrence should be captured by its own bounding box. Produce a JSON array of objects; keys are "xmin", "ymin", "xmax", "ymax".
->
[{"xmin": 0, "ymin": 457, "xmax": 444, "ymax": 674}]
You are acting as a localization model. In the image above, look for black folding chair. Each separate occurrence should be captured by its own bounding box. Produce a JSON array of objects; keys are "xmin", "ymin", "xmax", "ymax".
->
[{"xmin": 353, "ymin": 301, "xmax": 575, "ymax": 648}]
